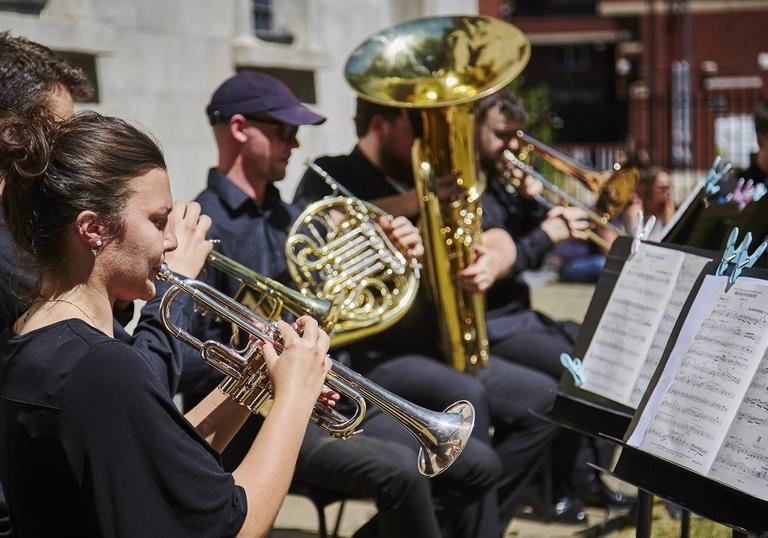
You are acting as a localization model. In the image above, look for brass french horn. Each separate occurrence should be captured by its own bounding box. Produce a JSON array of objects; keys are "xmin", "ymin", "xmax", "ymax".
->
[{"xmin": 285, "ymin": 161, "xmax": 421, "ymax": 348}]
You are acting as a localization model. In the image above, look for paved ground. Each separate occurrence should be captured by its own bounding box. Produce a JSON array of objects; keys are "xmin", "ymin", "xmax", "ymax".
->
[{"xmin": 273, "ymin": 274, "xmax": 619, "ymax": 537}]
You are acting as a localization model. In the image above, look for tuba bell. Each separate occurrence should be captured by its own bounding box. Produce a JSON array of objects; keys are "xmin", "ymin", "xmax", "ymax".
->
[
  {"xmin": 344, "ymin": 16, "xmax": 531, "ymax": 371},
  {"xmin": 157, "ymin": 265, "xmax": 474, "ymax": 477}
]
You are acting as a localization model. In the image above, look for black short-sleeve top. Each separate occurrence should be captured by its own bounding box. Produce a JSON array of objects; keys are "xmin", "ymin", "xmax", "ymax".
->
[{"xmin": 0, "ymin": 319, "xmax": 247, "ymax": 537}]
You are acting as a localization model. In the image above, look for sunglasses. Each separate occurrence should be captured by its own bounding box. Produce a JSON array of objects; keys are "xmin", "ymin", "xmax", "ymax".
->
[{"xmin": 244, "ymin": 116, "xmax": 299, "ymax": 142}]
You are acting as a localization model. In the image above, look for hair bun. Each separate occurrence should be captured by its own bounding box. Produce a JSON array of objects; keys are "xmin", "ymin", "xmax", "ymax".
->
[{"xmin": 0, "ymin": 106, "xmax": 58, "ymax": 188}]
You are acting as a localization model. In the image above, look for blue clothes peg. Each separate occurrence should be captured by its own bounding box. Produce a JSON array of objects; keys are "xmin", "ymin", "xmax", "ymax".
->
[
  {"xmin": 715, "ymin": 227, "xmax": 768, "ymax": 285},
  {"xmin": 560, "ymin": 353, "xmax": 585, "ymax": 386},
  {"xmin": 703, "ymin": 156, "xmax": 732, "ymax": 196}
]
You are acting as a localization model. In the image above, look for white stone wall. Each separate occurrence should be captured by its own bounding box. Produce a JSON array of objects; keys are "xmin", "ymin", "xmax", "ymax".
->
[{"xmin": 0, "ymin": 0, "xmax": 477, "ymax": 203}]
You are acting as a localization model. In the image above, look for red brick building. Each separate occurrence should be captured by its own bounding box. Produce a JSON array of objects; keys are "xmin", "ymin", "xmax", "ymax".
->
[{"xmin": 480, "ymin": 0, "xmax": 768, "ymax": 171}]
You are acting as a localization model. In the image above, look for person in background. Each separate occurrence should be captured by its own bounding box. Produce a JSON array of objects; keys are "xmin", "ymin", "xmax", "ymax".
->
[
  {"xmin": 295, "ymin": 97, "xmax": 562, "ymax": 530},
  {"xmin": 622, "ymin": 166, "xmax": 675, "ymax": 242},
  {"xmin": 740, "ymin": 100, "xmax": 768, "ymax": 185},
  {"xmin": 182, "ymin": 71, "xmax": 503, "ymax": 538},
  {"xmin": 472, "ymin": 90, "xmax": 636, "ymax": 518}
]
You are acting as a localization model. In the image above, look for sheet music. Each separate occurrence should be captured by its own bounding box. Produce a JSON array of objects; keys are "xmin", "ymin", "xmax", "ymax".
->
[
  {"xmin": 628, "ymin": 276, "xmax": 768, "ymax": 476},
  {"xmin": 628, "ymin": 253, "xmax": 711, "ymax": 407},
  {"xmin": 581, "ymin": 245, "xmax": 685, "ymax": 404},
  {"xmin": 709, "ymin": 349, "xmax": 768, "ymax": 500}
]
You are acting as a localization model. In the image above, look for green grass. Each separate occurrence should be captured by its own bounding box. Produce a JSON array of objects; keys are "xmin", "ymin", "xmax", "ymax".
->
[{"xmin": 611, "ymin": 499, "xmax": 732, "ymax": 538}]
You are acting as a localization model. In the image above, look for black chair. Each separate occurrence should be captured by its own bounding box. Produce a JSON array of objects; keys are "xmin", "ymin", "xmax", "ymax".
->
[{"xmin": 289, "ymin": 482, "xmax": 351, "ymax": 538}]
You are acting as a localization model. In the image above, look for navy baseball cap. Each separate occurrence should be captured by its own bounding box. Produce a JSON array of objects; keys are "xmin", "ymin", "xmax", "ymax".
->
[{"xmin": 206, "ymin": 70, "xmax": 326, "ymax": 126}]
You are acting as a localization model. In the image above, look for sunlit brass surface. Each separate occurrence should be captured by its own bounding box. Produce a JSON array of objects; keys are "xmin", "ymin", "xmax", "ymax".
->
[
  {"xmin": 345, "ymin": 16, "xmax": 530, "ymax": 108},
  {"xmin": 515, "ymin": 131, "xmax": 639, "ymax": 222},
  {"xmin": 502, "ymin": 149, "xmax": 624, "ymax": 250},
  {"xmin": 344, "ymin": 16, "xmax": 530, "ymax": 371},
  {"xmin": 206, "ymin": 250, "xmax": 341, "ymax": 333},
  {"xmin": 286, "ymin": 161, "xmax": 421, "ymax": 348},
  {"xmin": 157, "ymin": 265, "xmax": 474, "ymax": 477}
]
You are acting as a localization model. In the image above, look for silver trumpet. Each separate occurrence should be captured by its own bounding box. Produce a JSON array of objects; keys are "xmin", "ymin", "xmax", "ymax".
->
[{"xmin": 157, "ymin": 265, "xmax": 474, "ymax": 477}]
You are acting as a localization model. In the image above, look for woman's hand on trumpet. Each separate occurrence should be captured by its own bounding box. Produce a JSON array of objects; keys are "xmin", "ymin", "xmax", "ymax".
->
[
  {"xmin": 261, "ymin": 317, "xmax": 336, "ymax": 410},
  {"xmin": 163, "ymin": 201, "xmax": 213, "ymax": 278},
  {"xmin": 379, "ymin": 216, "xmax": 425, "ymax": 260}
]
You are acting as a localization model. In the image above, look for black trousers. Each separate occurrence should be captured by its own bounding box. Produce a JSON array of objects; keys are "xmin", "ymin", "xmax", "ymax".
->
[
  {"xmin": 487, "ymin": 310, "xmax": 580, "ymax": 379},
  {"xmin": 488, "ymin": 309, "xmax": 586, "ymax": 500},
  {"xmin": 342, "ymin": 355, "xmax": 503, "ymax": 538},
  {"xmin": 475, "ymin": 357, "xmax": 560, "ymax": 524},
  {"xmin": 220, "ymin": 354, "xmax": 502, "ymax": 538},
  {"xmin": 0, "ymin": 485, "xmax": 9, "ymax": 538},
  {"xmin": 364, "ymin": 354, "xmax": 560, "ymax": 534}
]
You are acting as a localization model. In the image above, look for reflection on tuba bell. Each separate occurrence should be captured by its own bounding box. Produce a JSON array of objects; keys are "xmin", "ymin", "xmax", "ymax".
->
[
  {"xmin": 285, "ymin": 161, "xmax": 421, "ymax": 348},
  {"xmin": 344, "ymin": 16, "xmax": 531, "ymax": 371},
  {"xmin": 157, "ymin": 265, "xmax": 474, "ymax": 477}
]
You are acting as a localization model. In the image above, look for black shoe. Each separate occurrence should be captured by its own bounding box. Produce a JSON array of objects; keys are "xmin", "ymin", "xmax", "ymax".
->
[
  {"xmin": 579, "ymin": 479, "xmax": 636, "ymax": 509},
  {"xmin": 548, "ymin": 496, "xmax": 589, "ymax": 524}
]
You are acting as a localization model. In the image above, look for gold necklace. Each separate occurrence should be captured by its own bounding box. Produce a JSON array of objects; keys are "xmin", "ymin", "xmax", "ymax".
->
[{"xmin": 32, "ymin": 298, "xmax": 100, "ymax": 328}]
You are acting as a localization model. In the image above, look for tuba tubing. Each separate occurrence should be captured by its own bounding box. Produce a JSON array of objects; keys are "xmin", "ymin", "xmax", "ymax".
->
[{"xmin": 157, "ymin": 265, "xmax": 474, "ymax": 477}]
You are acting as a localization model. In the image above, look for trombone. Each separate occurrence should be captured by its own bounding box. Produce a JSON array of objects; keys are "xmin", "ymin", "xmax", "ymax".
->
[
  {"xmin": 502, "ymin": 149, "xmax": 623, "ymax": 250},
  {"xmin": 157, "ymin": 265, "xmax": 474, "ymax": 477}
]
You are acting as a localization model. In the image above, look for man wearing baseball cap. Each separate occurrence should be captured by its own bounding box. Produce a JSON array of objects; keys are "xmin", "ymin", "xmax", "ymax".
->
[{"xmin": 179, "ymin": 71, "xmax": 502, "ymax": 538}]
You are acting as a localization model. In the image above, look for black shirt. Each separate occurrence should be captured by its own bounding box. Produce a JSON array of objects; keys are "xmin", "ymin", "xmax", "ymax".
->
[
  {"xmin": 180, "ymin": 169, "xmax": 304, "ymax": 396},
  {"xmin": 0, "ymin": 320, "xmax": 247, "ymax": 537},
  {"xmin": 0, "ymin": 218, "xmax": 189, "ymax": 395},
  {"xmin": 481, "ymin": 177, "xmax": 553, "ymax": 318},
  {"xmin": 197, "ymin": 168, "xmax": 301, "ymax": 299},
  {"xmin": 739, "ymin": 152, "xmax": 768, "ymax": 185},
  {"xmin": 294, "ymin": 146, "xmax": 406, "ymax": 210}
]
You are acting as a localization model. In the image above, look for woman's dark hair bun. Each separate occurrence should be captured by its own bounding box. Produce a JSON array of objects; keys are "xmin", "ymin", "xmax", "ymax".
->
[{"xmin": 0, "ymin": 106, "xmax": 57, "ymax": 188}]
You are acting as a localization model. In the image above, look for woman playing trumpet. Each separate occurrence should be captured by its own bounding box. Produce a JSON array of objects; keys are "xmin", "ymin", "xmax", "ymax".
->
[{"xmin": 0, "ymin": 109, "xmax": 334, "ymax": 537}]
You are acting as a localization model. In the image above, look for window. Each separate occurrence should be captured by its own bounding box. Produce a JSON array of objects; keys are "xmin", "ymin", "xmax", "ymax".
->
[
  {"xmin": 251, "ymin": 0, "xmax": 294, "ymax": 45},
  {"xmin": 252, "ymin": 0, "xmax": 272, "ymax": 32},
  {"xmin": 551, "ymin": 46, "xmax": 591, "ymax": 75},
  {"xmin": 0, "ymin": 0, "xmax": 47, "ymax": 14}
]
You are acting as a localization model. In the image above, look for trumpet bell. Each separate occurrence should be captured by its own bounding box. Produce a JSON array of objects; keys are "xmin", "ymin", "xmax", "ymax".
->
[
  {"xmin": 419, "ymin": 400, "xmax": 475, "ymax": 476},
  {"xmin": 345, "ymin": 15, "xmax": 530, "ymax": 108}
]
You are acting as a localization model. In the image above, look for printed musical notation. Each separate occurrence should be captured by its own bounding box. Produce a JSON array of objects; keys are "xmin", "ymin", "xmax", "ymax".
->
[
  {"xmin": 629, "ymin": 254, "xmax": 712, "ymax": 407},
  {"xmin": 629, "ymin": 275, "xmax": 768, "ymax": 492},
  {"xmin": 708, "ymin": 352, "xmax": 768, "ymax": 500},
  {"xmin": 581, "ymin": 245, "xmax": 685, "ymax": 404}
]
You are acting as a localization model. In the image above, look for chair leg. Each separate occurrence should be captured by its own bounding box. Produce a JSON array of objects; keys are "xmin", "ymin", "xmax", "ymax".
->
[
  {"xmin": 331, "ymin": 500, "xmax": 346, "ymax": 538},
  {"xmin": 313, "ymin": 499, "xmax": 329, "ymax": 538}
]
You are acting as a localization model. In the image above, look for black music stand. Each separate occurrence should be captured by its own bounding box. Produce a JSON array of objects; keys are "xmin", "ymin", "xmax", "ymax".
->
[
  {"xmin": 664, "ymin": 194, "xmax": 768, "ymax": 268},
  {"xmin": 601, "ymin": 263, "xmax": 768, "ymax": 538},
  {"xmin": 551, "ymin": 236, "xmax": 717, "ymax": 441},
  {"xmin": 599, "ymin": 441, "xmax": 768, "ymax": 538}
]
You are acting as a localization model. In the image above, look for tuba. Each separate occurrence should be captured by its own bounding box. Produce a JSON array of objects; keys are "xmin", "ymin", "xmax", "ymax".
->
[
  {"xmin": 285, "ymin": 161, "xmax": 421, "ymax": 348},
  {"xmin": 344, "ymin": 16, "xmax": 531, "ymax": 371},
  {"xmin": 157, "ymin": 265, "xmax": 474, "ymax": 477}
]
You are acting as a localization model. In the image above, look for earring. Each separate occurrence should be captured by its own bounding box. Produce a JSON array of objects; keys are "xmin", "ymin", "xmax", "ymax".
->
[{"xmin": 91, "ymin": 238, "xmax": 102, "ymax": 257}]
